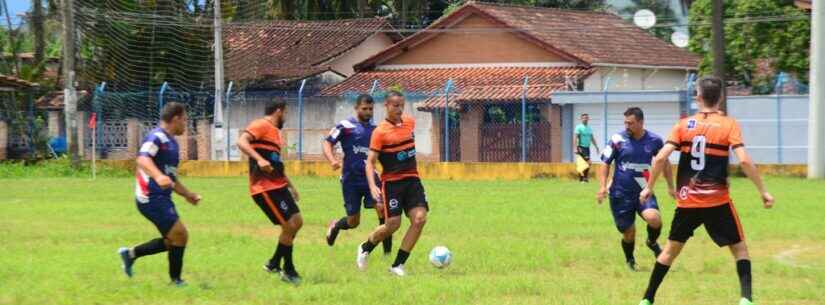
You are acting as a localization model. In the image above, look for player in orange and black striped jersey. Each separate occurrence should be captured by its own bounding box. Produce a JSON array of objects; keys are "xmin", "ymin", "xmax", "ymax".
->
[
  {"xmin": 636, "ymin": 77, "xmax": 775, "ymax": 305},
  {"xmin": 355, "ymin": 91, "xmax": 429, "ymax": 277},
  {"xmin": 237, "ymin": 100, "xmax": 304, "ymax": 285}
]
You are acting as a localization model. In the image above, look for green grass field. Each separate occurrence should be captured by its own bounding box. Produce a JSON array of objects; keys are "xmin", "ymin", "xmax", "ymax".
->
[{"xmin": 1, "ymin": 175, "xmax": 824, "ymax": 305}]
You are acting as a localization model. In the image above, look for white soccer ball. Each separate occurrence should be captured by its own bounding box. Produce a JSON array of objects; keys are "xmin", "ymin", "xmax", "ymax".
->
[{"xmin": 429, "ymin": 246, "xmax": 452, "ymax": 268}]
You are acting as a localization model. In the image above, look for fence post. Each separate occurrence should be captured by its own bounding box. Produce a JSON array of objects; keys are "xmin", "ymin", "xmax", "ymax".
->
[
  {"xmin": 521, "ymin": 75, "xmax": 529, "ymax": 162},
  {"xmin": 225, "ymin": 81, "xmax": 234, "ymax": 161},
  {"xmin": 93, "ymin": 82, "xmax": 106, "ymax": 157},
  {"xmin": 27, "ymin": 91, "xmax": 34, "ymax": 158},
  {"xmin": 775, "ymin": 73, "xmax": 786, "ymax": 164},
  {"xmin": 369, "ymin": 80, "xmax": 379, "ymax": 95},
  {"xmin": 684, "ymin": 73, "xmax": 696, "ymax": 117},
  {"xmin": 603, "ymin": 77, "xmax": 612, "ymax": 149},
  {"xmin": 297, "ymin": 79, "xmax": 307, "ymax": 160},
  {"xmin": 444, "ymin": 79, "xmax": 453, "ymax": 162},
  {"xmin": 158, "ymin": 82, "xmax": 169, "ymax": 117}
]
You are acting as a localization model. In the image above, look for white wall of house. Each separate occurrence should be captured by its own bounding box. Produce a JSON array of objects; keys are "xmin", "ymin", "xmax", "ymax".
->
[
  {"xmin": 583, "ymin": 67, "xmax": 690, "ymax": 91},
  {"xmin": 329, "ymin": 33, "xmax": 396, "ymax": 77}
]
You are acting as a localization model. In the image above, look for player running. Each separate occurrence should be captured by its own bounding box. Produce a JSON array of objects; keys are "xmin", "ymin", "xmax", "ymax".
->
[
  {"xmin": 636, "ymin": 77, "xmax": 774, "ymax": 305},
  {"xmin": 118, "ymin": 102, "xmax": 202, "ymax": 287},
  {"xmin": 574, "ymin": 113, "xmax": 600, "ymax": 182},
  {"xmin": 356, "ymin": 91, "xmax": 429, "ymax": 276},
  {"xmin": 597, "ymin": 107, "xmax": 675, "ymax": 271},
  {"xmin": 238, "ymin": 100, "xmax": 304, "ymax": 285},
  {"xmin": 323, "ymin": 94, "xmax": 392, "ymax": 254}
]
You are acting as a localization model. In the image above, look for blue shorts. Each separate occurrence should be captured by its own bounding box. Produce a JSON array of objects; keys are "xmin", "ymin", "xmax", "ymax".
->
[
  {"xmin": 609, "ymin": 195, "xmax": 659, "ymax": 233},
  {"xmin": 342, "ymin": 182, "xmax": 376, "ymax": 216},
  {"xmin": 136, "ymin": 197, "xmax": 179, "ymax": 236}
]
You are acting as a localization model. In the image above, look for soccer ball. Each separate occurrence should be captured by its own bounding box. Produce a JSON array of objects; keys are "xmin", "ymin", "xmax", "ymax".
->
[{"xmin": 429, "ymin": 246, "xmax": 452, "ymax": 268}]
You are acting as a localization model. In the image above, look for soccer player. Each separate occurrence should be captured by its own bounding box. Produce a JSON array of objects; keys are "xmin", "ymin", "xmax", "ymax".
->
[
  {"xmin": 636, "ymin": 77, "xmax": 774, "ymax": 305},
  {"xmin": 356, "ymin": 91, "xmax": 428, "ymax": 276},
  {"xmin": 118, "ymin": 102, "xmax": 202, "ymax": 286},
  {"xmin": 597, "ymin": 107, "xmax": 675, "ymax": 271},
  {"xmin": 237, "ymin": 100, "xmax": 304, "ymax": 285},
  {"xmin": 574, "ymin": 113, "xmax": 600, "ymax": 182},
  {"xmin": 323, "ymin": 94, "xmax": 392, "ymax": 254}
]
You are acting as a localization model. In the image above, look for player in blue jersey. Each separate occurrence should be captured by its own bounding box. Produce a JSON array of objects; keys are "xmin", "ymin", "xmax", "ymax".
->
[
  {"xmin": 596, "ymin": 107, "xmax": 676, "ymax": 271},
  {"xmin": 323, "ymin": 94, "xmax": 392, "ymax": 254},
  {"xmin": 117, "ymin": 102, "xmax": 202, "ymax": 286}
]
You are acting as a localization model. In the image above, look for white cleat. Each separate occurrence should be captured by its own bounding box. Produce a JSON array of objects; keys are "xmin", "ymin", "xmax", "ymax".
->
[
  {"xmin": 388, "ymin": 264, "xmax": 406, "ymax": 277},
  {"xmin": 356, "ymin": 244, "xmax": 369, "ymax": 271}
]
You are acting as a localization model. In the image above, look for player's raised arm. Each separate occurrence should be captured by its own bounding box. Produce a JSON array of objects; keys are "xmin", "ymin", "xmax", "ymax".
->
[
  {"xmin": 365, "ymin": 150, "xmax": 381, "ymax": 202},
  {"xmin": 732, "ymin": 147, "xmax": 774, "ymax": 208},
  {"xmin": 322, "ymin": 137, "xmax": 341, "ymax": 171},
  {"xmin": 640, "ymin": 144, "xmax": 677, "ymax": 203},
  {"xmin": 237, "ymin": 131, "xmax": 272, "ymax": 173}
]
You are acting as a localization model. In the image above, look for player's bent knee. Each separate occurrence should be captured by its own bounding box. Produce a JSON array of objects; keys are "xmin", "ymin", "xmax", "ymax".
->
[
  {"xmin": 385, "ymin": 217, "xmax": 402, "ymax": 231},
  {"xmin": 411, "ymin": 214, "xmax": 427, "ymax": 228},
  {"xmin": 348, "ymin": 216, "xmax": 361, "ymax": 228}
]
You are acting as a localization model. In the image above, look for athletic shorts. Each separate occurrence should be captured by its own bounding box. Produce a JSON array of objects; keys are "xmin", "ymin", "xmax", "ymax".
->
[
  {"xmin": 668, "ymin": 202, "xmax": 744, "ymax": 247},
  {"xmin": 252, "ymin": 187, "xmax": 300, "ymax": 226},
  {"xmin": 137, "ymin": 197, "xmax": 179, "ymax": 237},
  {"xmin": 610, "ymin": 195, "xmax": 659, "ymax": 232},
  {"xmin": 382, "ymin": 177, "xmax": 428, "ymax": 218},
  {"xmin": 342, "ymin": 181, "xmax": 377, "ymax": 216},
  {"xmin": 576, "ymin": 146, "xmax": 591, "ymax": 161}
]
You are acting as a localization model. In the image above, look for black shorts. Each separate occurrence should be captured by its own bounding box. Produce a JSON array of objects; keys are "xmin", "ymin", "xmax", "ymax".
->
[
  {"xmin": 252, "ymin": 188, "xmax": 300, "ymax": 226},
  {"xmin": 668, "ymin": 202, "xmax": 745, "ymax": 247},
  {"xmin": 576, "ymin": 146, "xmax": 591, "ymax": 161},
  {"xmin": 382, "ymin": 177, "xmax": 428, "ymax": 218}
]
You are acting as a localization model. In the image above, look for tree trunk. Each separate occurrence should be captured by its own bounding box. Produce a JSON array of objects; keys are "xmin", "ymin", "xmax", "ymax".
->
[
  {"xmin": 33, "ymin": 0, "xmax": 46, "ymax": 65},
  {"xmin": 358, "ymin": 0, "xmax": 368, "ymax": 17}
]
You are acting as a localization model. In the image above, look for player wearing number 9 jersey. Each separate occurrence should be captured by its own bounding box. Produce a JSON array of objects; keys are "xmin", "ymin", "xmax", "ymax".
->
[{"xmin": 636, "ymin": 77, "xmax": 774, "ymax": 305}]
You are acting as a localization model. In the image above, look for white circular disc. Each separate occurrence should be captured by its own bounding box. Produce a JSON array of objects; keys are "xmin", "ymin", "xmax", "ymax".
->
[
  {"xmin": 671, "ymin": 31, "xmax": 689, "ymax": 48},
  {"xmin": 633, "ymin": 9, "xmax": 657, "ymax": 29}
]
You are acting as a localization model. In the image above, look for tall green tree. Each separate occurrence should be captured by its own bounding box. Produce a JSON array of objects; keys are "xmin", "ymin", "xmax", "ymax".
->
[{"xmin": 688, "ymin": 0, "xmax": 810, "ymax": 93}]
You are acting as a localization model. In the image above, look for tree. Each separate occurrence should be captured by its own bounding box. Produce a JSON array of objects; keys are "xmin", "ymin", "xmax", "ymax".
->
[
  {"xmin": 688, "ymin": 0, "xmax": 810, "ymax": 93},
  {"xmin": 32, "ymin": 0, "xmax": 45, "ymax": 65}
]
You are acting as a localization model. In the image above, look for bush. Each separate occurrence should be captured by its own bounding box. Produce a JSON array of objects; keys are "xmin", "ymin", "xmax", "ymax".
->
[{"xmin": 0, "ymin": 156, "xmax": 131, "ymax": 178}]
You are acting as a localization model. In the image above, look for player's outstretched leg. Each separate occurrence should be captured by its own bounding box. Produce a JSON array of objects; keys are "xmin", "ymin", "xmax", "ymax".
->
[
  {"xmin": 376, "ymin": 206, "xmax": 392, "ymax": 255},
  {"xmin": 389, "ymin": 207, "xmax": 427, "ymax": 276},
  {"xmin": 621, "ymin": 225, "xmax": 637, "ymax": 271},
  {"xmin": 277, "ymin": 214, "xmax": 303, "ymax": 285},
  {"xmin": 165, "ymin": 220, "xmax": 189, "ymax": 287},
  {"xmin": 640, "ymin": 240, "xmax": 684, "ymax": 304},
  {"xmin": 357, "ymin": 215, "xmax": 400, "ymax": 270},
  {"xmin": 118, "ymin": 237, "xmax": 168, "ymax": 278},
  {"xmin": 641, "ymin": 209, "xmax": 663, "ymax": 257},
  {"xmin": 327, "ymin": 214, "xmax": 358, "ymax": 246},
  {"xmin": 729, "ymin": 241, "xmax": 754, "ymax": 305}
]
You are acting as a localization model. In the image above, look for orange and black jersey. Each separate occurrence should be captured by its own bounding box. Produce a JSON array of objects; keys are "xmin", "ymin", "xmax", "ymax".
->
[
  {"xmin": 369, "ymin": 116, "xmax": 419, "ymax": 182},
  {"xmin": 244, "ymin": 118, "xmax": 289, "ymax": 195},
  {"xmin": 667, "ymin": 112, "xmax": 744, "ymax": 208}
]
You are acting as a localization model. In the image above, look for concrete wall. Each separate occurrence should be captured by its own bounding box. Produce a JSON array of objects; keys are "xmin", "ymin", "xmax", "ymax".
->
[
  {"xmin": 727, "ymin": 95, "xmax": 809, "ymax": 164},
  {"xmin": 385, "ymin": 14, "xmax": 567, "ymax": 65},
  {"xmin": 330, "ymin": 33, "xmax": 396, "ymax": 76},
  {"xmin": 0, "ymin": 120, "xmax": 6, "ymax": 160},
  {"xmin": 583, "ymin": 67, "xmax": 689, "ymax": 91}
]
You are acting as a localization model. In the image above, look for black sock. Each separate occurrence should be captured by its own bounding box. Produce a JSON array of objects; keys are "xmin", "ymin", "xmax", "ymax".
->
[
  {"xmin": 583, "ymin": 168, "xmax": 590, "ymax": 180},
  {"xmin": 361, "ymin": 240, "xmax": 377, "ymax": 253},
  {"xmin": 647, "ymin": 225, "xmax": 662, "ymax": 243},
  {"xmin": 269, "ymin": 243, "xmax": 287, "ymax": 269},
  {"xmin": 133, "ymin": 238, "xmax": 167, "ymax": 259},
  {"xmin": 282, "ymin": 244, "xmax": 296, "ymax": 275},
  {"xmin": 621, "ymin": 239, "xmax": 636, "ymax": 262},
  {"xmin": 643, "ymin": 261, "xmax": 671, "ymax": 303},
  {"xmin": 168, "ymin": 246, "xmax": 185, "ymax": 281},
  {"xmin": 334, "ymin": 217, "xmax": 350, "ymax": 231},
  {"xmin": 392, "ymin": 249, "xmax": 410, "ymax": 267},
  {"xmin": 379, "ymin": 218, "xmax": 392, "ymax": 253},
  {"xmin": 737, "ymin": 259, "xmax": 753, "ymax": 301}
]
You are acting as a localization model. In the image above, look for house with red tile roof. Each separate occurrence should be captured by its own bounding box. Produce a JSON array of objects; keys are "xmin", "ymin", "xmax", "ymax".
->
[{"xmin": 322, "ymin": 2, "xmax": 700, "ymax": 162}]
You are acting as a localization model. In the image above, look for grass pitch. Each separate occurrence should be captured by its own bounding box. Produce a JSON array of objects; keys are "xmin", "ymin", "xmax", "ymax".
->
[{"xmin": 1, "ymin": 175, "xmax": 823, "ymax": 305}]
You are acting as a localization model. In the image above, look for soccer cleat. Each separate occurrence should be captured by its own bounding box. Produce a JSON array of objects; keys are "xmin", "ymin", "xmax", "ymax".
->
[
  {"xmin": 263, "ymin": 264, "xmax": 283, "ymax": 275},
  {"xmin": 326, "ymin": 220, "xmax": 339, "ymax": 246},
  {"xmin": 356, "ymin": 243, "xmax": 370, "ymax": 270},
  {"xmin": 638, "ymin": 299, "xmax": 653, "ymax": 305},
  {"xmin": 388, "ymin": 265, "xmax": 406, "ymax": 277},
  {"xmin": 646, "ymin": 240, "xmax": 662, "ymax": 257},
  {"xmin": 738, "ymin": 298, "xmax": 754, "ymax": 305},
  {"xmin": 117, "ymin": 247, "xmax": 134, "ymax": 278},
  {"xmin": 170, "ymin": 279, "xmax": 188, "ymax": 287},
  {"xmin": 280, "ymin": 272, "xmax": 302, "ymax": 286},
  {"xmin": 626, "ymin": 260, "xmax": 638, "ymax": 272}
]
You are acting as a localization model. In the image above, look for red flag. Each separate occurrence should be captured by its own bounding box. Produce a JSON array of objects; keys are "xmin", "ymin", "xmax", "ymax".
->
[{"xmin": 88, "ymin": 113, "xmax": 97, "ymax": 129}]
